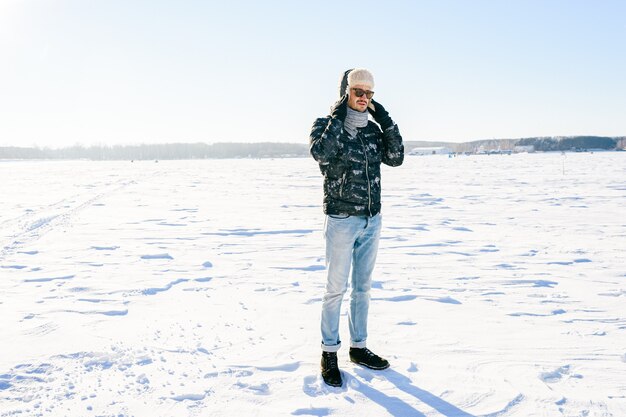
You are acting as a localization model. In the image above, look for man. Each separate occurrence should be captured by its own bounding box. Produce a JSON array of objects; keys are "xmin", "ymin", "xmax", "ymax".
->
[{"xmin": 309, "ymin": 68, "xmax": 404, "ymax": 387}]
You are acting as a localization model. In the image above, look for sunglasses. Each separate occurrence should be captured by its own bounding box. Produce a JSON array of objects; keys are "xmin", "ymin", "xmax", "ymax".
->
[{"xmin": 351, "ymin": 88, "xmax": 375, "ymax": 99}]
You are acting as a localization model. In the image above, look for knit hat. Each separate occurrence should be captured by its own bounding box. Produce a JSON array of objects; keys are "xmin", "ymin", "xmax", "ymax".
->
[
  {"xmin": 348, "ymin": 68, "xmax": 374, "ymax": 90},
  {"xmin": 338, "ymin": 68, "xmax": 375, "ymax": 97}
]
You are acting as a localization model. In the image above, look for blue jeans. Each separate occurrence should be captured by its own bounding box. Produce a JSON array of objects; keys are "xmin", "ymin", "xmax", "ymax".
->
[{"xmin": 321, "ymin": 214, "xmax": 381, "ymax": 352}]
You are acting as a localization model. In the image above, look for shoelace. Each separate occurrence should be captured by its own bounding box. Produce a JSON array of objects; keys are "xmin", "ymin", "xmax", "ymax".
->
[
  {"xmin": 326, "ymin": 353, "xmax": 338, "ymax": 369},
  {"xmin": 362, "ymin": 348, "xmax": 377, "ymax": 359},
  {"xmin": 359, "ymin": 348, "xmax": 384, "ymax": 362}
]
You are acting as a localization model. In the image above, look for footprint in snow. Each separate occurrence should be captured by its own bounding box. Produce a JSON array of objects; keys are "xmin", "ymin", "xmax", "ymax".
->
[
  {"xmin": 234, "ymin": 381, "xmax": 270, "ymax": 395},
  {"xmin": 425, "ymin": 296, "xmax": 462, "ymax": 305},
  {"xmin": 170, "ymin": 392, "xmax": 207, "ymax": 402},
  {"xmin": 140, "ymin": 253, "xmax": 173, "ymax": 260},
  {"xmin": 539, "ymin": 365, "xmax": 583, "ymax": 383},
  {"xmin": 291, "ymin": 407, "xmax": 332, "ymax": 416},
  {"xmin": 91, "ymin": 246, "xmax": 119, "ymax": 251}
]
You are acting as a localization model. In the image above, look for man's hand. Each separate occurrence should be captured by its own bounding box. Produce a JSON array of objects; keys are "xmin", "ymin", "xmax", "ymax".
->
[
  {"xmin": 330, "ymin": 95, "xmax": 348, "ymax": 122},
  {"xmin": 368, "ymin": 99, "xmax": 393, "ymax": 130}
]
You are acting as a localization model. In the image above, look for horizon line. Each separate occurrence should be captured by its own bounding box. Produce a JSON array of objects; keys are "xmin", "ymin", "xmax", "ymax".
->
[{"xmin": 2, "ymin": 134, "xmax": 625, "ymax": 150}]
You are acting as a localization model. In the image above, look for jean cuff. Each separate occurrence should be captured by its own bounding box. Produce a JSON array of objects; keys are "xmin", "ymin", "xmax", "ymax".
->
[
  {"xmin": 321, "ymin": 342, "xmax": 341, "ymax": 353},
  {"xmin": 350, "ymin": 340, "xmax": 367, "ymax": 349}
]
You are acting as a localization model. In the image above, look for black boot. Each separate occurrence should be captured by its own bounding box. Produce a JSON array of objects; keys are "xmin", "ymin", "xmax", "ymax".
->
[
  {"xmin": 321, "ymin": 352, "xmax": 342, "ymax": 387},
  {"xmin": 349, "ymin": 347, "xmax": 390, "ymax": 370}
]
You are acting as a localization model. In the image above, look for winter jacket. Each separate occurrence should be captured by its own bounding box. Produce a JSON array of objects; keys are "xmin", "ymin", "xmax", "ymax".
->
[{"xmin": 309, "ymin": 116, "xmax": 404, "ymax": 217}]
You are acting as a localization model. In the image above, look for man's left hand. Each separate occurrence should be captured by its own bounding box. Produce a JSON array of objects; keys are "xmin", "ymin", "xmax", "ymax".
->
[{"xmin": 368, "ymin": 99, "xmax": 394, "ymax": 130}]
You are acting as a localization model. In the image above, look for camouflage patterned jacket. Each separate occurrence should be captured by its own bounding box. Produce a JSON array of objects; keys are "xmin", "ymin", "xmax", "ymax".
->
[{"xmin": 309, "ymin": 116, "xmax": 404, "ymax": 217}]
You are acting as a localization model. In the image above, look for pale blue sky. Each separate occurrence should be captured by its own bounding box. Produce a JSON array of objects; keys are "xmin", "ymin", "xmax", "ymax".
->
[{"xmin": 1, "ymin": 0, "xmax": 625, "ymax": 147}]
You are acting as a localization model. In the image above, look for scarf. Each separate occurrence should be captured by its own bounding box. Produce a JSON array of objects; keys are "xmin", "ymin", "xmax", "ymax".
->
[{"xmin": 343, "ymin": 107, "xmax": 368, "ymax": 138}]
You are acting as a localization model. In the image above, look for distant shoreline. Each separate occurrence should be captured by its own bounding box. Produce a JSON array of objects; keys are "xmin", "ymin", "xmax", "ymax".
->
[
  {"xmin": 1, "ymin": 136, "xmax": 624, "ymax": 160},
  {"xmin": 1, "ymin": 150, "xmax": 624, "ymax": 163}
]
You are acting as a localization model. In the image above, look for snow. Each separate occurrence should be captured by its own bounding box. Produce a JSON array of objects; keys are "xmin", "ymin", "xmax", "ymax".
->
[{"xmin": 1, "ymin": 153, "xmax": 625, "ymax": 417}]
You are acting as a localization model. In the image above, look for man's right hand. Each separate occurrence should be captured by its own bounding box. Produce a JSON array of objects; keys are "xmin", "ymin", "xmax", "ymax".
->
[{"xmin": 330, "ymin": 95, "xmax": 348, "ymax": 122}]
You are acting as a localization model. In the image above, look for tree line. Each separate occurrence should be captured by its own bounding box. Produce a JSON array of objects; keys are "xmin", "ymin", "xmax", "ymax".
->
[
  {"xmin": 515, "ymin": 136, "xmax": 618, "ymax": 152},
  {"xmin": 0, "ymin": 142, "xmax": 309, "ymax": 160},
  {"xmin": 0, "ymin": 136, "xmax": 623, "ymax": 160}
]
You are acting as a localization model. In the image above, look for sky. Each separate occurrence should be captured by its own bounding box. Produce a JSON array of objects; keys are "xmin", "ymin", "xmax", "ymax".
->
[{"xmin": 1, "ymin": 0, "xmax": 625, "ymax": 148}]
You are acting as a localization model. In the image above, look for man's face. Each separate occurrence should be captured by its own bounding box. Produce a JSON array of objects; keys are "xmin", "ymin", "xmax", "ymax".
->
[{"xmin": 347, "ymin": 84, "xmax": 373, "ymax": 112}]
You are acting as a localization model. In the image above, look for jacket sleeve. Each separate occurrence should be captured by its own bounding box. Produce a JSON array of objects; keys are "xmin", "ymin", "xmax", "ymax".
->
[
  {"xmin": 381, "ymin": 123, "xmax": 404, "ymax": 167},
  {"xmin": 309, "ymin": 117, "xmax": 343, "ymax": 164}
]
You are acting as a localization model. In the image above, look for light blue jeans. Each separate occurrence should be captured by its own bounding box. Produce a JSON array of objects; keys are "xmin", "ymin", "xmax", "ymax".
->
[{"xmin": 321, "ymin": 213, "xmax": 381, "ymax": 352}]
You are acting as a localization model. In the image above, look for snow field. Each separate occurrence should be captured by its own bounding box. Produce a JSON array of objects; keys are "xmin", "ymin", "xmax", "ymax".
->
[{"xmin": 0, "ymin": 153, "xmax": 624, "ymax": 416}]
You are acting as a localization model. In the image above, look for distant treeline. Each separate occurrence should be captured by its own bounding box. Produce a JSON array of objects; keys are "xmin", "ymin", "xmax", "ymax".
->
[
  {"xmin": 515, "ymin": 136, "xmax": 618, "ymax": 152},
  {"xmin": 407, "ymin": 136, "xmax": 623, "ymax": 153},
  {"xmin": 0, "ymin": 142, "xmax": 308, "ymax": 160},
  {"xmin": 1, "ymin": 136, "xmax": 623, "ymax": 160}
]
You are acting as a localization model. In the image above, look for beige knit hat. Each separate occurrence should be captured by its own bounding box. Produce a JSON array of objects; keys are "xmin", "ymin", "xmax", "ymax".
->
[{"xmin": 347, "ymin": 68, "xmax": 375, "ymax": 90}]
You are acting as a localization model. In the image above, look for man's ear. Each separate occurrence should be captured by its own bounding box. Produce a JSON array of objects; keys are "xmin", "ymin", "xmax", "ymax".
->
[{"xmin": 368, "ymin": 102, "xmax": 375, "ymax": 111}]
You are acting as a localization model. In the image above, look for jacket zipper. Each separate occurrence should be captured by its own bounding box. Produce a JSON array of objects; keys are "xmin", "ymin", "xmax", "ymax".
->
[
  {"xmin": 339, "ymin": 172, "xmax": 347, "ymax": 197},
  {"xmin": 357, "ymin": 133, "xmax": 372, "ymax": 216}
]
